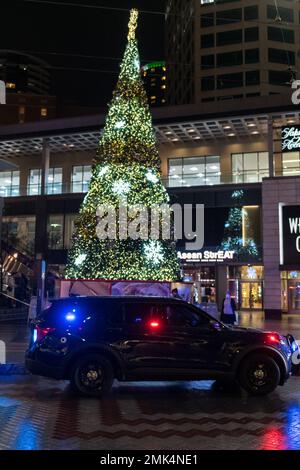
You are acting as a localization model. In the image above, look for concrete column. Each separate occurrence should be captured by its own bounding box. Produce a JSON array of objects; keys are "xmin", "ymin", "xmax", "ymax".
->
[
  {"xmin": 268, "ymin": 117, "xmax": 274, "ymax": 178},
  {"xmin": 41, "ymin": 138, "xmax": 50, "ymax": 196},
  {"xmin": 216, "ymin": 265, "xmax": 228, "ymax": 311}
]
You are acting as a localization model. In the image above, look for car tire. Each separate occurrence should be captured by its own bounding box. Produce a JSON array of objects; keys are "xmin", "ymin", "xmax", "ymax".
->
[
  {"xmin": 238, "ymin": 353, "xmax": 280, "ymax": 396},
  {"xmin": 70, "ymin": 354, "xmax": 114, "ymax": 397}
]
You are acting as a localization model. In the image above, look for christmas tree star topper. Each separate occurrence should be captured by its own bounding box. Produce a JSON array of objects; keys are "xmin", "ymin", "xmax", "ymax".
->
[{"xmin": 128, "ymin": 8, "xmax": 138, "ymax": 40}]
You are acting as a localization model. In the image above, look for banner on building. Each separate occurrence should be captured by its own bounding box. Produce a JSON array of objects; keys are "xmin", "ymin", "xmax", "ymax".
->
[{"xmin": 280, "ymin": 205, "xmax": 300, "ymax": 265}]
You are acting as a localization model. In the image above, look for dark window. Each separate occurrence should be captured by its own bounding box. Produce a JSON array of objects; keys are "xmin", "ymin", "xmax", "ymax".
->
[
  {"xmin": 216, "ymin": 8, "xmax": 242, "ymax": 25},
  {"xmin": 269, "ymin": 70, "xmax": 291, "ymax": 87},
  {"xmin": 124, "ymin": 303, "xmax": 152, "ymax": 325},
  {"xmin": 201, "ymin": 54, "xmax": 215, "ymax": 70},
  {"xmin": 244, "ymin": 5, "xmax": 258, "ymax": 21},
  {"xmin": 202, "ymin": 97, "xmax": 215, "ymax": 102},
  {"xmin": 216, "ymin": 29, "xmax": 242, "ymax": 46},
  {"xmin": 245, "ymin": 27, "xmax": 259, "ymax": 42},
  {"xmin": 217, "ymin": 72, "xmax": 243, "ymax": 89},
  {"xmin": 201, "ymin": 12, "xmax": 214, "ymax": 27},
  {"xmin": 268, "ymin": 48, "xmax": 295, "ymax": 65},
  {"xmin": 163, "ymin": 304, "xmax": 210, "ymax": 328},
  {"xmin": 246, "ymin": 70, "xmax": 260, "ymax": 86},
  {"xmin": 217, "ymin": 50, "xmax": 242, "ymax": 67},
  {"xmin": 245, "ymin": 48, "xmax": 259, "ymax": 64},
  {"xmin": 268, "ymin": 26, "xmax": 294, "ymax": 44},
  {"xmin": 201, "ymin": 33, "xmax": 214, "ymax": 48},
  {"xmin": 267, "ymin": 5, "xmax": 294, "ymax": 23},
  {"xmin": 246, "ymin": 92, "xmax": 260, "ymax": 97},
  {"xmin": 201, "ymin": 76, "xmax": 215, "ymax": 91}
]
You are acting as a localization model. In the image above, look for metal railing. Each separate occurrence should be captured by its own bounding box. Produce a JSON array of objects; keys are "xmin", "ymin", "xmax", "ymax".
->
[{"xmin": 1, "ymin": 167, "xmax": 300, "ymax": 196}]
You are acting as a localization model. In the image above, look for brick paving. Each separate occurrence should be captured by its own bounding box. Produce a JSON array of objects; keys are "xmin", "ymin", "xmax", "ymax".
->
[{"xmin": 1, "ymin": 313, "xmax": 300, "ymax": 450}]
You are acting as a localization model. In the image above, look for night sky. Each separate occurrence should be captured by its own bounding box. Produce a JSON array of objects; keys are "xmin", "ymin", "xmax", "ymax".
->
[{"xmin": 2, "ymin": 0, "xmax": 166, "ymax": 107}]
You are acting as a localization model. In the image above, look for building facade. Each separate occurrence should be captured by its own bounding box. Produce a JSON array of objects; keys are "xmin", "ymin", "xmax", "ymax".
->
[
  {"xmin": 166, "ymin": 0, "xmax": 300, "ymax": 105},
  {"xmin": 1, "ymin": 95, "xmax": 300, "ymax": 316},
  {"xmin": 141, "ymin": 61, "xmax": 167, "ymax": 106}
]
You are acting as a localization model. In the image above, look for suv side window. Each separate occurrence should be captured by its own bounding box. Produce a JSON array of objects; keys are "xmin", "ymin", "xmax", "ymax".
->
[
  {"xmin": 163, "ymin": 304, "xmax": 210, "ymax": 328},
  {"xmin": 124, "ymin": 303, "xmax": 152, "ymax": 325}
]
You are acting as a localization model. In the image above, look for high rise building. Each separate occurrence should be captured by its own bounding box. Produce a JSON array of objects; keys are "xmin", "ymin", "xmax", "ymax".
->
[
  {"xmin": 0, "ymin": 50, "xmax": 51, "ymax": 95},
  {"xmin": 165, "ymin": 0, "xmax": 300, "ymax": 105},
  {"xmin": 141, "ymin": 61, "xmax": 167, "ymax": 106}
]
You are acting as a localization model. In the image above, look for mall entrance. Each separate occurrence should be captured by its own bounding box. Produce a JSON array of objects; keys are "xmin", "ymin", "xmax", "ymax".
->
[{"xmin": 281, "ymin": 272, "xmax": 300, "ymax": 314}]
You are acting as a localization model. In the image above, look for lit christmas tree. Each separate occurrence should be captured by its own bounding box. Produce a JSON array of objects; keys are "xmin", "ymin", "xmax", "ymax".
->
[
  {"xmin": 221, "ymin": 190, "xmax": 258, "ymax": 260},
  {"xmin": 65, "ymin": 9, "xmax": 180, "ymax": 281}
]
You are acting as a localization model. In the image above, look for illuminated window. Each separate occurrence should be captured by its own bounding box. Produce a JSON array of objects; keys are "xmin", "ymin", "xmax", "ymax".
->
[
  {"xmin": 232, "ymin": 152, "xmax": 269, "ymax": 183},
  {"xmin": 71, "ymin": 165, "xmax": 92, "ymax": 193},
  {"xmin": 47, "ymin": 215, "xmax": 64, "ymax": 249},
  {"xmin": 41, "ymin": 107, "xmax": 48, "ymax": 117},
  {"xmin": 163, "ymin": 66, "xmax": 166, "ymax": 72},
  {"xmin": 47, "ymin": 168, "xmax": 62, "ymax": 194},
  {"xmin": 0, "ymin": 170, "xmax": 20, "ymax": 197},
  {"xmin": 27, "ymin": 169, "xmax": 41, "ymax": 195},
  {"xmin": 6, "ymin": 82, "xmax": 16, "ymax": 89},
  {"xmin": 161, "ymin": 84, "xmax": 166, "ymax": 89},
  {"xmin": 150, "ymin": 95, "xmax": 156, "ymax": 100},
  {"xmin": 162, "ymin": 76, "xmax": 166, "ymax": 81}
]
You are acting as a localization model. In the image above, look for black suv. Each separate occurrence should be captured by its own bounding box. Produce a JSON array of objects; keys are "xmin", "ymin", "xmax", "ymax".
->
[{"xmin": 26, "ymin": 296, "xmax": 298, "ymax": 397}]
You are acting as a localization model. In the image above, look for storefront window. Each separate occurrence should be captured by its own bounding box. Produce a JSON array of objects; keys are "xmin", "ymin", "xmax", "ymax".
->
[
  {"xmin": 64, "ymin": 214, "xmax": 77, "ymax": 249},
  {"xmin": 228, "ymin": 265, "xmax": 264, "ymax": 310},
  {"xmin": 2, "ymin": 216, "xmax": 35, "ymax": 253},
  {"xmin": 0, "ymin": 171, "xmax": 20, "ymax": 197},
  {"xmin": 47, "ymin": 215, "xmax": 64, "ymax": 249},
  {"xmin": 168, "ymin": 156, "xmax": 220, "ymax": 187},
  {"xmin": 281, "ymin": 271, "xmax": 300, "ymax": 313},
  {"xmin": 182, "ymin": 266, "xmax": 216, "ymax": 304},
  {"xmin": 232, "ymin": 152, "xmax": 269, "ymax": 183},
  {"xmin": 282, "ymin": 152, "xmax": 300, "ymax": 176},
  {"xmin": 71, "ymin": 165, "xmax": 92, "ymax": 193}
]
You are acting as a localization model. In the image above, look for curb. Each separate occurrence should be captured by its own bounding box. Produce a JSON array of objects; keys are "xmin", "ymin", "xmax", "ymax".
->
[{"xmin": 0, "ymin": 363, "xmax": 29, "ymax": 375}]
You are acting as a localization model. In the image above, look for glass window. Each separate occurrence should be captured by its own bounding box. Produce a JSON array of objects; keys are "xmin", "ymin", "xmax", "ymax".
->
[
  {"xmin": 64, "ymin": 214, "xmax": 77, "ymax": 249},
  {"xmin": 163, "ymin": 304, "xmax": 208, "ymax": 327},
  {"xmin": 201, "ymin": 55, "xmax": 215, "ymax": 70},
  {"xmin": 245, "ymin": 70, "xmax": 260, "ymax": 86},
  {"xmin": 244, "ymin": 5, "xmax": 258, "ymax": 21},
  {"xmin": 267, "ymin": 5, "xmax": 293, "ymax": 23},
  {"xmin": 232, "ymin": 152, "xmax": 269, "ymax": 183},
  {"xmin": 216, "ymin": 8, "xmax": 242, "ymax": 25},
  {"xmin": 27, "ymin": 169, "xmax": 41, "ymax": 195},
  {"xmin": 217, "ymin": 72, "xmax": 243, "ymax": 89},
  {"xmin": 201, "ymin": 76, "xmax": 215, "ymax": 91},
  {"xmin": 217, "ymin": 51, "xmax": 242, "ymax": 67},
  {"xmin": 0, "ymin": 170, "xmax": 20, "ymax": 197},
  {"xmin": 244, "ymin": 27, "xmax": 259, "ymax": 42},
  {"xmin": 201, "ymin": 12, "xmax": 214, "ymax": 27},
  {"xmin": 47, "ymin": 168, "xmax": 62, "ymax": 194},
  {"xmin": 168, "ymin": 156, "xmax": 220, "ymax": 188},
  {"xmin": 2, "ymin": 216, "xmax": 36, "ymax": 254},
  {"xmin": 201, "ymin": 33, "xmax": 214, "ymax": 48},
  {"xmin": 47, "ymin": 215, "xmax": 64, "ymax": 250},
  {"xmin": 269, "ymin": 70, "xmax": 291, "ymax": 87},
  {"xmin": 268, "ymin": 27, "xmax": 294, "ymax": 44},
  {"xmin": 217, "ymin": 29, "xmax": 242, "ymax": 46},
  {"xmin": 71, "ymin": 165, "xmax": 92, "ymax": 193},
  {"xmin": 268, "ymin": 48, "xmax": 295, "ymax": 65},
  {"xmin": 245, "ymin": 49, "xmax": 259, "ymax": 64},
  {"xmin": 282, "ymin": 152, "xmax": 300, "ymax": 176}
]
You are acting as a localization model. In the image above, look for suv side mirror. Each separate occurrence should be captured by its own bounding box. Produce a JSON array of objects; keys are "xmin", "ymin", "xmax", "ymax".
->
[{"xmin": 209, "ymin": 319, "xmax": 222, "ymax": 331}]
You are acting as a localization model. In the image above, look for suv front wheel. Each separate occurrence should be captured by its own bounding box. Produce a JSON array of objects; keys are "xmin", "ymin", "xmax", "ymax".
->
[
  {"xmin": 238, "ymin": 353, "xmax": 280, "ymax": 396},
  {"xmin": 70, "ymin": 354, "xmax": 114, "ymax": 397}
]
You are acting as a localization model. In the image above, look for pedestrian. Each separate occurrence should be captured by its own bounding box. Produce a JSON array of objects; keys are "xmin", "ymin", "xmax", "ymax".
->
[
  {"xmin": 221, "ymin": 291, "xmax": 237, "ymax": 325},
  {"xmin": 171, "ymin": 288, "xmax": 181, "ymax": 299}
]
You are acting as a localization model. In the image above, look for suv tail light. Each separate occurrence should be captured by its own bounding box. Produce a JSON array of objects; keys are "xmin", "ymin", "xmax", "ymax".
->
[
  {"xmin": 36, "ymin": 326, "xmax": 56, "ymax": 342},
  {"xmin": 266, "ymin": 333, "xmax": 281, "ymax": 344}
]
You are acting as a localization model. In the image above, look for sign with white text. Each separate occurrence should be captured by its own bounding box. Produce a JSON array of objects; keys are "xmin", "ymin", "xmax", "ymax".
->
[
  {"xmin": 282, "ymin": 126, "xmax": 300, "ymax": 152},
  {"xmin": 177, "ymin": 249, "xmax": 235, "ymax": 263},
  {"xmin": 281, "ymin": 205, "xmax": 300, "ymax": 265}
]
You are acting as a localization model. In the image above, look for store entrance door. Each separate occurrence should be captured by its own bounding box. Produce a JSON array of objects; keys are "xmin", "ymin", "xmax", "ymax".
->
[
  {"xmin": 240, "ymin": 281, "xmax": 263, "ymax": 310},
  {"xmin": 288, "ymin": 280, "xmax": 300, "ymax": 313}
]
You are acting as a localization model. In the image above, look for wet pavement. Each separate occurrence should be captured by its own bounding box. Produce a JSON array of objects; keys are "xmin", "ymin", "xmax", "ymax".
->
[{"xmin": 1, "ymin": 313, "xmax": 300, "ymax": 450}]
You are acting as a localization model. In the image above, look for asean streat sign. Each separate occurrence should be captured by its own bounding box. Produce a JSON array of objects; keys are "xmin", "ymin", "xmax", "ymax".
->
[
  {"xmin": 282, "ymin": 126, "xmax": 300, "ymax": 152},
  {"xmin": 280, "ymin": 205, "xmax": 300, "ymax": 265},
  {"xmin": 177, "ymin": 249, "xmax": 235, "ymax": 263}
]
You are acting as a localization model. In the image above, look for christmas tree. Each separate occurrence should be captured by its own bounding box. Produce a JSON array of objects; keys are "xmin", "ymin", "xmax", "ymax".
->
[
  {"xmin": 65, "ymin": 9, "xmax": 180, "ymax": 281},
  {"xmin": 221, "ymin": 190, "xmax": 258, "ymax": 260}
]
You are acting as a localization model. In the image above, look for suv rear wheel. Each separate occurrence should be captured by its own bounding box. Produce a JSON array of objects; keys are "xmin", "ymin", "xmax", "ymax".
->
[
  {"xmin": 70, "ymin": 354, "xmax": 114, "ymax": 397},
  {"xmin": 238, "ymin": 353, "xmax": 280, "ymax": 396}
]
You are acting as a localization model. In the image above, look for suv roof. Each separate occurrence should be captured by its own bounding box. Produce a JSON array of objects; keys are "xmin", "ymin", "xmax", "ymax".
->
[{"xmin": 52, "ymin": 295, "xmax": 183, "ymax": 303}]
